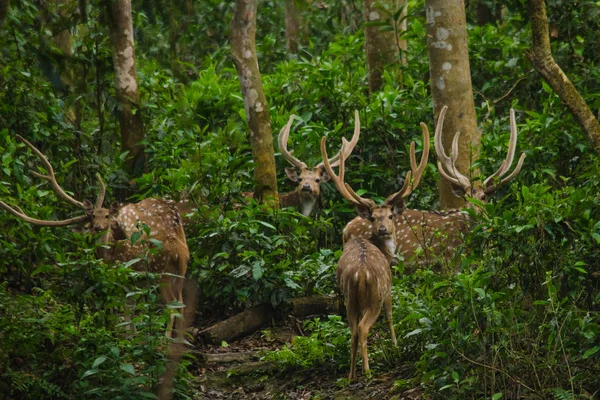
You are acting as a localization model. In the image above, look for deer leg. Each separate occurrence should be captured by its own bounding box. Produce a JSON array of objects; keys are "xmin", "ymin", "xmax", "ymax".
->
[
  {"xmin": 358, "ymin": 308, "xmax": 380, "ymax": 377},
  {"xmin": 384, "ymin": 293, "xmax": 397, "ymax": 346},
  {"xmin": 347, "ymin": 304, "xmax": 359, "ymax": 381},
  {"xmin": 160, "ymin": 277, "xmax": 176, "ymax": 338}
]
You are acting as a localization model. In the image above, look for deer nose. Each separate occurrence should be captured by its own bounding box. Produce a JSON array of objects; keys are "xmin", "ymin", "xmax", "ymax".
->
[
  {"xmin": 302, "ymin": 184, "xmax": 311, "ymax": 192},
  {"xmin": 378, "ymin": 226, "xmax": 388, "ymax": 234}
]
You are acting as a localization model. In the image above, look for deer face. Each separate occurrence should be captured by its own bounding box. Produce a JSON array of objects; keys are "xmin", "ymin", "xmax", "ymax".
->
[
  {"xmin": 448, "ymin": 183, "xmax": 487, "ymax": 210},
  {"xmin": 83, "ymin": 200, "xmax": 120, "ymax": 234},
  {"xmin": 285, "ymin": 167, "xmax": 330, "ymax": 198},
  {"xmin": 355, "ymin": 202, "xmax": 405, "ymax": 240}
]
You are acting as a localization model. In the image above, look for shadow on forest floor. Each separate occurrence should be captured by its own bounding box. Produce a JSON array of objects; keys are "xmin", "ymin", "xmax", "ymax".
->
[{"xmin": 190, "ymin": 321, "xmax": 423, "ymax": 400}]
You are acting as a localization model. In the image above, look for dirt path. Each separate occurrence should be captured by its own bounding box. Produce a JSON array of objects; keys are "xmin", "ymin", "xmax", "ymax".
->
[{"xmin": 191, "ymin": 323, "xmax": 423, "ymax": 400}]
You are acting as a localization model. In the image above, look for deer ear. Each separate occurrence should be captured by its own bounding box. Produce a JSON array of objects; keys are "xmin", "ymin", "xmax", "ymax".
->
[
  {"xmin": 355, "ymin": 204, "xmax": 372, "ymax": 220},
  {"xmin": 319, "ymin": 169, "xmax": 331, "ymax": 183},
  {"xmin": 83, "ymin": 200, "xmax": 94, "ymax": 215},
  {"xmin": 391, "ymin": 199, "xmax": 406, "ymax": 215},
  {"xmin": 109, "ymin": 201, "xmax": 120, "ymax": 216},
  {"xmin": 449, "ymin": 183, "xmax": 466, "ymax": 198},
  {"xmin": 285, "ymin": 167, "xmax": 300, "ymax": 182}
]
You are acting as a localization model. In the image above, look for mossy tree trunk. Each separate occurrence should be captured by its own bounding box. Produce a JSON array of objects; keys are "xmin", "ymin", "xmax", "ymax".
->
[
  {"xmin": 231, "ymin": 0, "xmax": 279, "ymax": 206},
  {"xmin": 425, "ymin": 0, "xmax": 480, "ymax": 209},
  {"xmin": 363, "ymin": 0, "xmax": 403, "ymax": 93},
  {"xmin": 0, "ymin": 0, "xmax": 9, "ymax": 29},
  {"xmin": 526, "ymin": 0, "xmax": 600, "ymax": 155},
  {"xmin": 285, "ymin": 0, "xmax": 301, "ymax": 56},
  {"xmin": 103, "ymin": 0, "xmax": 146, "ymax": 179}
]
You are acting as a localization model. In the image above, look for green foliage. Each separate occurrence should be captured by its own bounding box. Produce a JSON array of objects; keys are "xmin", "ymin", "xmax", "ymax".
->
[
  {"xmin": 1, "ymin": 0, "xmax": 600, "ymax": 398},
  {"xmin": 264, "ymin": 315, "xmax": 349, "ymax": 370}
]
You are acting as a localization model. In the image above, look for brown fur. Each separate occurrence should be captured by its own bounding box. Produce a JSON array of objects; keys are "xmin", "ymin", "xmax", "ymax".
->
[
  {"xmin": 344, "ymin": 208, "xmax": 470, "ymax": 270},
  {"xmin": 90, "ymin": 198, "xmax": 189, "ymax": 338}
]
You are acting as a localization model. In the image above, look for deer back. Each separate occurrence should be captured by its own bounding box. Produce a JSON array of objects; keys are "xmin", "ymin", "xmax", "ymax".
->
[
  {"xmin": 110, "ymin": 199, "xmax": 189, "ymax": 276},
  {"xmin": 343, "ymin": 209, "xmax": 470, "ymax": 268},
  {"xmin": 338, "ymin": 238, "xmax": 391, "ymax": 315}
]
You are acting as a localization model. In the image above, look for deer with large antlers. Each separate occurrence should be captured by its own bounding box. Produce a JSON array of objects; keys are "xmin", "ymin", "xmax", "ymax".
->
[
  {"xmin": 343, "ymin": 107, "xmax": 526, "ymax": 269},
  {"xmin": 322, "ymin": 116, "xmax": 430, "ymax": 380},
  {"xmin": 0, "ymin": 136, "xmax": 189, "ymax": 338},
  {"xmin": 245, "ymin": 114, "xmax": 360, "ymax": 216}
]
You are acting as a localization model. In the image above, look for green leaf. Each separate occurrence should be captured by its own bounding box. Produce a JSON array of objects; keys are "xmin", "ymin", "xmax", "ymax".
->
[
  {"xmin": 120, "ymin": 363, "xmax": 135, "ymax": 375},
  {"xmin": 474, "ymin": 288, "xmax": 486, "ymax": 298},
  {"xmin": 252, "ymin": 262, "xmax": 264, "ymax": 280},
  {"xmin": 404, "ymin": 328, "xmax": 422, "ymax": 338},
  {"xmin": 452, "ymin": 371, "xmax": 459, "ymax": 383},
  {"xmin": 582, "ymin": 346, "xmax": 600, "ymax": 358},
  {"xmin": 92, "ymin": 356, "xmax": 107, "ymax": 369},
  {"xmin": 130, "ymin": 231, "xmax": 142, "ymax": 245},
  {"xmin": 492, "ymin": 393, "xmax": 503, "ymax": 400},
  {"xmin": 81, "ymin": 369, "xmax": 98, "ymax": 378}
]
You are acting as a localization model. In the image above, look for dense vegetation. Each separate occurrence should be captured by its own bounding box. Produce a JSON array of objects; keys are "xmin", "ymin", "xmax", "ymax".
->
[{"xmin": 1, "ymin": 0, "xmax": 599, "ymax": 398}]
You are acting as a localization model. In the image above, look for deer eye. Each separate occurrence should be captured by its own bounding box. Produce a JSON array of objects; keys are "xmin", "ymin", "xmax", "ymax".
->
[
  {"xmin": 105, "ymin": 215, "xmax": 110, "ymax": 219},
  {"xmin": 368, "ymin": 217, "xmax": 375, "ymax": 222},
  {"xmin": 315, "ymin": 179, "xmax": 320, "ymax": 183},
  {"xmin": 388, "ymin": 215, "xmax": 393, "ymax": 220}
]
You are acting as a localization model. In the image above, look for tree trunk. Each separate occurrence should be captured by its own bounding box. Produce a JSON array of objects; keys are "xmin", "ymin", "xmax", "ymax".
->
[
  {"xmin": 231, "ymin": 0, "xmax": 279, "ymax": 206},
  {"xmin": 0, "ymin": 0, "xmax": 9, "ymax": 29},
  {"xmin": 103, "ymin": 0, "xmax": 146, "ymax": 179},
  {"xmin": 526, "ymin": 0, "xmax": 600, "ymax": 155},
  {"xmin": 363, "ymin": 0, "xmax": 402, "ymax": 93},
  {"xmin": 425, "ymin": 0, "xmax": 480, "ymax": 209},
  {"xmin": 285, "ymin": 0, "xmax": 301, "ymax": 56}
]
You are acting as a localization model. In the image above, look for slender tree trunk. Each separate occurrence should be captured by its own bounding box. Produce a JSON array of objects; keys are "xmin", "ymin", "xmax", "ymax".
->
[
  {"xmin": 363, "ymin": 0, "xmax": 401, "ymax": 93},
  {"xmin": 526, "ymin": 0, "xmax": 600, "ymax": 155},
  {"xmin": 425, "ymin": 0, "xmax": 480, "ymax": 209},
  {"xmin": 0, "ymin": 0, "xmax": 9, "ymax": 29},
  {"xmin": 285, "ymin": 0, "xmax": 301, "ymax": 56},
  {"xmin": 231, "ymin": 0, "xmax": 279, "ymax": 206},
  {"xmin": 103, "ymin": 0, "xmax": 146, "ymax": 178}
]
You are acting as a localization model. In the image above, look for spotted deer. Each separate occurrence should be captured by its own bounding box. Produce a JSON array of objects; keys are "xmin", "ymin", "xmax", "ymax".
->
[
  {"xmin": 0, "ymin": 135, "xmax": 189, "ymax": 338},
  {"xmin": 321, "ymin": 117, "xmax": 429, "ymax": 380},
  {"xmin": 343, "ymin": 107, "xmax": 526, "ymax": 269},
  {"xmin": 241, "ymin": 114, "xmax": 360, "ymax": 216}
]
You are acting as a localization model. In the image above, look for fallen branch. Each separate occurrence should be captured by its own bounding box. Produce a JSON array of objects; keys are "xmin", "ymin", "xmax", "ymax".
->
[{"xmin": 197, "ymin": 295, "xmax": 339, "ymax": 345}]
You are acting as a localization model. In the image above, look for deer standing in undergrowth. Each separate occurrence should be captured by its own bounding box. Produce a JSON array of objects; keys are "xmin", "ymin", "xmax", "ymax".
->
[
  {"xmin": 343, "ymin": 106, "xmax": 525, "ymax": 269},
  {"xmin": 242, "ymin": 114, "xmax": 360, "ymax": 216},
  {"xmin": 321, "ymin": 116, "xmax": 429, "ymax": 380},
  {"xmin": 0, "ymin": 135, "xmax": 189, "ymax": 338}
]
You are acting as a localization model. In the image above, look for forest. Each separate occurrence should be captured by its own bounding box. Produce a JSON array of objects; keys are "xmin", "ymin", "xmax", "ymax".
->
[{"xmin": 1, "ymin": 0, "xmax": 600, "ymax": 399}]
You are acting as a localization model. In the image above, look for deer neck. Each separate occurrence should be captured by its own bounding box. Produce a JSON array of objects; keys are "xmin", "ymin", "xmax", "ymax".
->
[
  {"xmin": 298, "ymin": 194, "xmax": 317, "ymax": 217},
  {"xmin": 95, "ymin": 221, "xmax": 127, "ymax": 261},
  {"xmin": 370, "ymin": 234, "xmax": 397, "ymax": 265}
]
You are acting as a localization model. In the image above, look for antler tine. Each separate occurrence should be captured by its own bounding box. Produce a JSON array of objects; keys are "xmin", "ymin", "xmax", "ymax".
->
[
  {"xmin": 16, "ymin": 135, "xmax": 85, "ymax": 209},
  {"xmin": 406, "ymin": 121, "xmax": 431, "ymax": 192},
  {"xmin": 483, "ymin": 108, "xmax": 524, "ymax": 187},
  {"xmin": 95, "ymin": 173, "xmax": 106, "ymax": 208},
  {"xmin": 484, "ymin": 152, "xmax": 526, "ymax": 194},
  {"xmin": 0, "ymin": 200, "xmax": 89, "ymax": 227},
  {"xmin": 320, "ymin": 137, "xmax": 372, "ymax": 208},
  {"xmin": 432, "ymin": 107, "xmax": 471, "ymax": 190},
  {"xmin": 321, "ymin": 110, "xmax": 361, "ymax": 169},
  {"xmin": 278, "ymin": 115, "xmax": 308, "ymax": 170}
]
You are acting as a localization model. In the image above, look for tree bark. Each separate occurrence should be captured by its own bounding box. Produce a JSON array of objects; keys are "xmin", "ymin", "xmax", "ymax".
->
[
  {"xmin": 197, "ymin": 296, "xmax": 338, "ymax": 344},
  {"xmin": 425, "ymin": 0, "xmax": 480, "ymax": 209},
  {"xmin": 103, "ymin": 0, "xmax": 146, "ymax": 178},
  {"xmin": 285, "ymin": 0, "xmax": 301, "ymax": 56},
  {"xmin": 363, "ymin": 0, "xmax": 402, "ymax": 93},
  {"xmin": 231, "ymin": 0, "xmax": 279, "ymax": 206},
  {"xmin": 0, "ymin": 0, "xmax": 9, "ymax": 29},
  {"xmin": 526, "ymin": 0, "xmax": 600, "ymax": 155}
]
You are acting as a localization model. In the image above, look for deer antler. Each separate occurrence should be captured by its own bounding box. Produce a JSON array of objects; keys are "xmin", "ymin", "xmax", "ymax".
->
[
  {"xmin": 433, "ymin": 106, "xmax": 472, "ymax": 191},
  {"xmin": 279, "ymin": 112, "xmax": 361, "ymax": 171},
  {"xmin": 16, "ymin": 135, "xmax": 85, "ymax": 209},
  {"xmin": 278, "ymin": 116, "xmax": 308, "ymax": 170},
  {"xmin": 0, "ymin": 200, "xmax": 89, "ymax": 226},
  {"xmin": 316, "ymin": 110, "xmax": 361, "ymax": 170},
  {"xmin": 321, "ymin": 136, "xmax": 376, "ymax": 209},
  {"xmin": 385, "ymin": 117, "xmax": 433, "ymax": 204},
  {"xmin": 95, "ymin": 173, "xmax": 106, "ymax": 208},
  {"xmin": 483, "ymin": 108, "xmax": 526, "ymax": 194}
]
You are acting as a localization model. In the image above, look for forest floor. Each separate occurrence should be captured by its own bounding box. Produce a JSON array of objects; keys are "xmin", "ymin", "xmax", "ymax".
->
[{"xmin": 190, "ymin": 320, "xmax": 424, "ymax": 400}]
